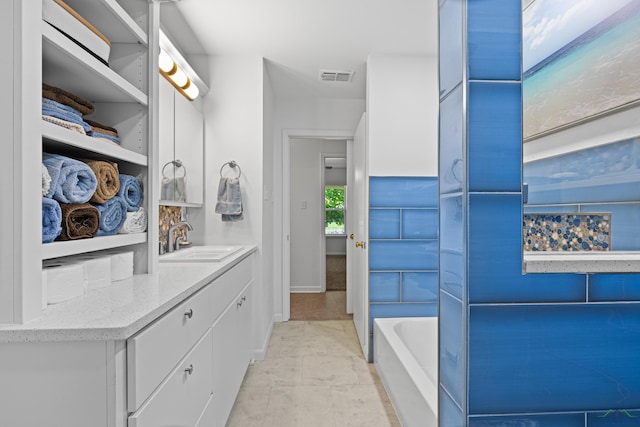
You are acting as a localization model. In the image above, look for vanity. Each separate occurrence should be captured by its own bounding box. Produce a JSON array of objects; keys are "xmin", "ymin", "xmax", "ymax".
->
[{"xmin": 0, "ymin": 246, "xmax": 256, "ymax": 427}]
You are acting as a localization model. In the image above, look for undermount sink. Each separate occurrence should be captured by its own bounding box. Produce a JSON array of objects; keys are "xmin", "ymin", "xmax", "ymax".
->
[{"xmin": 160, "ymin": 245, "xmax": 244, "ymax": 262}]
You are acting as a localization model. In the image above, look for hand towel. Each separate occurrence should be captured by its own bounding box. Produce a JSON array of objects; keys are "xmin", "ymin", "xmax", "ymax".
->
[
  {"xmin": 215, "ymin": 177, "xmax": 244, "ymax": 222},
  {"xmin": 41, "ymin": 98, "xmax": 91, "ymax": 132},
  {"xmin": 42, "ymin": 83, "xmax": 95, "ymax": 115},
  {"xmin": 43, "ymin": 152, "xmax": 98, "ymax": 203},
  {"xmin": 117, "ymin": 174, "xmax": 143, "ymax": 212},
  {"xmin": 94, "ymin": 196, "xmax": 127, "ymax": 236},
  {"xmin": 57, "ymin": 202, "xmax": 99, "ymax": 240},
  {"xmin": 42, "ymin": 197, "xmax": 62, "ymax": 243},
  {"xmin": 42, "ymin": 163, "xmax": 52, "ymax": 196},
  {"xmin": 83, "ymin": 159, "xmax": 120, "ymax": 204},
  {"xmin": 42, "ymin": 114, "xmax": 87, "ymax": 135},
  {"xmin": 118, "ymin": 207, "xmax": 147, "ymax": 234}
]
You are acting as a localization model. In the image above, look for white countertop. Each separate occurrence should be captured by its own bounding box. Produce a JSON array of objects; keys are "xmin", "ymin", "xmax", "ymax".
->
[
  {"xmin": 0, "ymin": 245, "xmax": 257, "ymax": 343},
  {"xmin": 523, "ymin": 251, "xmax": 640, "ymax": 273}
]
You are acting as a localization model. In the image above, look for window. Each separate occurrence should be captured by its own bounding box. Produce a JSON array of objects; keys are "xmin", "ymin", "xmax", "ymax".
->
[{"xmin": 325, "ymin": 185, "xmax": 345, "ymax": 235}]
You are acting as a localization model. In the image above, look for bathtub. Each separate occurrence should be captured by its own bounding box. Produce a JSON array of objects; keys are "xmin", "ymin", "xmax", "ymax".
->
[{"xmin": 374, "ymin": 317, "xmax": 438, "ymax": 427}]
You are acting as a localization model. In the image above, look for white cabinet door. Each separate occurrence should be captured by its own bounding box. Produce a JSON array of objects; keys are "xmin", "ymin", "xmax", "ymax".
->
[
  {"xmin": 211, "ymin": 281, "xmax": 253, "ymax": 427},
  {"xmin": 129, "ymin": 329, "xmax": 213, "ymax": 427}
]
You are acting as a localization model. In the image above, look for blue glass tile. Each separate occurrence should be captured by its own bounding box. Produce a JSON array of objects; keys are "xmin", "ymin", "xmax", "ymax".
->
[
  {"xmin": 589, "ymin": 274, "xmax": 640, "ymax": 302},
  {"xmin": 439, "ymin": 85, "xmax": 464, "ymax": 195},
  {"xmin": 402, "ymin": 209, "xmax": 438, "ymax": 239},
  {"xmin": 468, "ymin": 82, "xmax": 522, "ymax": 192},
  {"xmin": 440, "ymin": 195, "xmax": 464, "ymax": 300},
  {"xmin": 402, "ymin": 272, "xmax": 438, "ymax": 302},
  {"xmin": 369, "ymin": 240, "xmax": 438, "ymax": 271},
  {"xmin": 440, "ymin": 291, "xmax": 464, "ymax": 408},
  {"xmin": 369, "ymin": 209, "xmax": 400, "ymax": 239},
  {"xmin": 369, "ymin": 303, "xmax": 438, "ymax": 330},
  {"xmin": 439, "ymin": 0, "xmax": 463, "ymax": 99},
  {"xmin": 467, "ymin": 0, "xmax": 521, "ymax": 80},
  {"xmin": 468, "ymin": 193, "xmax": 587, "ymax": 303},
  {"xmin": 581, "ymin": 204, "xmax": 640, "ymax": 251},
  {"xmin": 369, "ymin": 272, "xmax": 400, "ymax": 302},
  {"xmin": 588, "ymin": 410, "xmax": 640, "ymax": 426},
  {"xmin": 369, "ymin": 177, "xmax": 437, "ymax": 208},
  {"xmin": 440, "ymin": 386, "xmax": 464, "ymax": 427},
  {"xmin": 523, "ymin": 205, "xmax": 579, "ymax": 214},
  {"xmin": 524, "ymin": 138, "xmax": 640, "ymax": 205},
  {"xmin": 469, "ymin": 304, "xmax": 640, "ymax": 413},
  {"xmin": 469, "ymin": 414, "xmax": 585, "ymax": 427}
]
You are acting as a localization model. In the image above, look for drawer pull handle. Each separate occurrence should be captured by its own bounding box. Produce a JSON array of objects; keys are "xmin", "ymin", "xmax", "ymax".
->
[
  {"xmin": 242, "ymin": 296, "xmax": 247, "ymax": 302},
  {"xmin": 184, "ymin": 309, "xmax": 193, "ymax": 319},
  {"xmin": 237, "ymin": 300, "xmax": 243, "ymax": 308},
  {"xmin": 185, "ymin": 364, "xmax": 194, "ymax": 375}
]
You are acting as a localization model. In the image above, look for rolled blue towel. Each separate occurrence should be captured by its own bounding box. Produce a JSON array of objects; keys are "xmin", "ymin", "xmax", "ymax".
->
[
  {"xmin": 43, "ymin": 153, "xmax": 98, "ymax": 204},
  {"xmin": 94, "ymin": 196, "xmax": 128, "ymax": 236},
  {"xmin": 42, "ymin": 197, "xmax": 62, "ymax": 243},
  {"xmin": 117, "ymin": 174, "xmax": 143, "ymax": 212}
]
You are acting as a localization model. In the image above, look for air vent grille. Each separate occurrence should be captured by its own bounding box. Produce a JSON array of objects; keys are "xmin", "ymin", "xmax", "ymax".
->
[{"xmin": 319, "ymin": 70, "xmax": 355, "ymax": 82}]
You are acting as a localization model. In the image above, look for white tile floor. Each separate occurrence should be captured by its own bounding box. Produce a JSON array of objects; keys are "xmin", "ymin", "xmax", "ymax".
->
[{"xmin": 226, "ymin": 320, "xmax": 401, "ymax": 427}]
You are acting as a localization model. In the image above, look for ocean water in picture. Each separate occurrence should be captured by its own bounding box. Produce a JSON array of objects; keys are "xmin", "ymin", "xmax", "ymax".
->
[{"xmin": 523, "ymin": 2, "xmax": 640, "ymax": 139}]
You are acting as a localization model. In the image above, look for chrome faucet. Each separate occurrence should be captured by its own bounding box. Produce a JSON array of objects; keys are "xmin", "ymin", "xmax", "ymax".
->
[{"xmin": 167, "ymin": 221, "xmax": 193, "ymax": 253}]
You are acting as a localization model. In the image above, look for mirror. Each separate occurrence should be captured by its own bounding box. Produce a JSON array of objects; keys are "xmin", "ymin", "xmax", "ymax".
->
[
  {"xmin": 159, "ymin": 76, "xmax": 204, "ymax": 206},
  {"xmin": 522, "ymin": 0, "xmax": 640, "ymax": 259}
]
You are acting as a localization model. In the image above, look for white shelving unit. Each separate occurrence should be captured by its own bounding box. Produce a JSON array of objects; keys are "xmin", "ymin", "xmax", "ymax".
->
[{"xmin": 0, "ymin": 0, "xmax": 158, "ymax": 324}]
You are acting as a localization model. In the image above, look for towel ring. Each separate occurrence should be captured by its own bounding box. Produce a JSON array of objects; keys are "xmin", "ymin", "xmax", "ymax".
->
[
  {"xmin": 163, "ymin": 160, "xmax": 186, "ymax": 178},
  {"xmin": 220, "ymin": 160, "xmax": 241, "ymax": 178}
]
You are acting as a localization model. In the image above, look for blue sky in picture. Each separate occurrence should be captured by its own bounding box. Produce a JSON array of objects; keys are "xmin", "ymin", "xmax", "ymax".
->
[{"xmin": 523, "ymin": 0, "xmax": 633, "ymax": 72}]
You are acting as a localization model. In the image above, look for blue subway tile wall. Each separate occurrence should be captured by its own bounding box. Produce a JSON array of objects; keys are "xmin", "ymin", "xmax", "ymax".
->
[
  {"xmin": 469, "ymin": 304, "xmax": 640, "ymax": 414},
  {"xmin": 369, "ymin": 176, "xmax": 438, "ymax": 362},
  {"xmin": 587, "ymin": 410, "xmax": 640, "ymax": 426},
  {"xmin": 440, "ymin": 387, "xmax": 465, "ymax": 427},
  {"xmin": 440, "ymin": 290, "xmax": 464, "ymax": 409},
  {"xmin": 439, "ymin": 85, "xmax": 464, "ymax": 195},
  {"xmin": 469, "ymin": 414, "xmax": 585, "ymax": 427},
  {"xmin": 588, "ymin": 274, "xmax": 640, "ymax": 302}
]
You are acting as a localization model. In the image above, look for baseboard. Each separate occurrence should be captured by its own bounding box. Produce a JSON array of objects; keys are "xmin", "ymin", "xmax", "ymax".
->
[
  {"xmin": 326, "ymin": 252, "xmax": 346, "ymax": 256},
  {"xmin": 252, "ymin": 314, "xmax": 275, "ymax": 361},
  {"xmin": 291, "ymin": 285, "xmax": 322, "ymax": 293}
]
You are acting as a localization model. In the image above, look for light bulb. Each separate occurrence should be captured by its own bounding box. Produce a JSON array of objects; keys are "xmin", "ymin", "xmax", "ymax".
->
[
  {"xmin": 183, "ymin": 82, "xmax": 200, "ymax": 100},
  {"xmin": 170, "ymin": 67, "xmax": 189, "ymax": 88},
  {"xmin": 158, "ymin": 48, "xmax": 174, "ymax": 73}
]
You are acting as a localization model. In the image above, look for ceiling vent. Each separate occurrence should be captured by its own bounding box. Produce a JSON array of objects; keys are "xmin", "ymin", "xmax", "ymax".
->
[{"xmin": 319, "ymin": 70, "xmax": 355, "ymax": 83}]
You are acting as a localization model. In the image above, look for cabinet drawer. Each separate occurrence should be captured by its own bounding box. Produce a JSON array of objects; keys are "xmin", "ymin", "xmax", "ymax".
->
[
  {"xmin": 129, "ymin": 328, "xmax": 213, "ymax": 427},
  {"xmin": 211, "ymin": 257, "xmax": 252, "ymax": 322},
  {"xmin": 127, "ymin": 284, "xmax": 214, "ymax": 412}
]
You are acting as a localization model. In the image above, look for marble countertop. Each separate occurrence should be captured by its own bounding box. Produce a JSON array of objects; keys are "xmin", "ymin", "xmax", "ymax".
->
[
  {"xmin": 0, "ymin": 245, "xmax": 257, "ymax": 343},
  {"xmin": 523, "ymin": 251, "xmax": 640, "ymax": 273}
]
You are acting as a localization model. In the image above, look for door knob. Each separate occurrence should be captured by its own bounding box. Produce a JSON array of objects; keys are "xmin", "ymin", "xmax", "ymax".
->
[
  {"xmin": 355, "ymin": 241, "xmax": 365, "ymax": 248},
  {"xmin": 349, "ymin": 233, "xmax": 354, "ymax": 240}
]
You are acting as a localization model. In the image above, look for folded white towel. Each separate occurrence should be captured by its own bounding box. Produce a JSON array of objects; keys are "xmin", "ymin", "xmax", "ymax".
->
[
  {"xmin": 118, "ymin": 207, "xmax": 147, "ymax": 234},
  {"xmin": 42, "ymin": 163, "xmax": 51, "ymax": 196},
  {"xmin": 73, "ymin": 255, "xmax": 112, "ymax": 291},
  {"xmin": 108, "ymin": 251, "xmax": 133, "ymax": 281},
  {"xmin": 42, "ymin": 114, "xmax": 87, "ymax": 135}
]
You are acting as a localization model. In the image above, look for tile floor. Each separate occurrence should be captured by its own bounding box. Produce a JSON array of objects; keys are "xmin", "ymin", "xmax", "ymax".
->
[
  {"xmin": 226, "ymin": 320, "xmax": 401, "ymax": 427},
  {"xmin": 290, "ymin": 291, "xmax": 353, "ymax": 321}
]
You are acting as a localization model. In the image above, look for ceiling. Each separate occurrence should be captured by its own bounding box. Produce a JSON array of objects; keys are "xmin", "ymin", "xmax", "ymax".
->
[{"xmin": 160, "ymin": 0, "xmax": 439, "ymax": 99}]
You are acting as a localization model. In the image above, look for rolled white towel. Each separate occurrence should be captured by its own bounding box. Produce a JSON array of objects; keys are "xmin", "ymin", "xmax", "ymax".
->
[
  {"xmin": 42, "ymin": 163, "xmax": 51, "ymax": 196},
  {"xmin": 118, "ymin": 207, "xmax": 147, "ymax": 234}
]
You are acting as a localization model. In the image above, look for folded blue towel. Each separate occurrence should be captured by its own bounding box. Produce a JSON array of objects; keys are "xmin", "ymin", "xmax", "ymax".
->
[
  {"xmin": 42, "ymin": 99, "xmax": 91, "ymax": 132},
  {"xmin": 94, "ymin": 196, "xmax": 127, "ymax": 236},
  {"xmin": 117, "ymin": 174, "xmax": 143, "ymax": 212},
  {"xmin": 42, "ymin": 197, "xmax": 62, "ymax": 243},
  {"xmin": 215, "ymin": 177, "xmax": 243, "ymax": 222},
  {"xmin": 42, "ymin": 153, "xmax": 98, "ymax": 204}
]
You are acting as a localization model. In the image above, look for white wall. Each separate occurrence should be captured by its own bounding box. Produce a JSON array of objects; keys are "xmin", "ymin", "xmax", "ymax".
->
[
  {"xmin": 272, "ymin": 97, "xmax": 364, "ymax": 315},
  {"xmin": 290, "ymin": 138, "xmax": 346, "ymax": 292},
  {"xmin": 367, "ymin": 54, "xmax": 439, "ymax": 176},
  {"xmin": 193, "ymin": 54, "xmax": 272, "ymax": 358}
]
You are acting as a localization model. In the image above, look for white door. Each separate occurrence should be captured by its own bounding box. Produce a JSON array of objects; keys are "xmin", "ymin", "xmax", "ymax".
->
[{"xmin": 351, "ymin": 113, "xmax": 368, "ymax": 357}]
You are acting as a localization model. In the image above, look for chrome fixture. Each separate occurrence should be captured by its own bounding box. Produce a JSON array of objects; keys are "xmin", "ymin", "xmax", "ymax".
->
[{"xmin": 167, "ymin": 221, "xmax": 193, "ymax": 253}]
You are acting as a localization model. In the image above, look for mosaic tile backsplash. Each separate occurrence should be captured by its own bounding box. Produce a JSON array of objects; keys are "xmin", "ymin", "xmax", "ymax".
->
[
  {"xmin": 523, "ymin": 213, "xmax": 611, "ymax": 251},
  {"xmin": 159, "ymin": 205, "xmax": 188, "ymax": 253}
]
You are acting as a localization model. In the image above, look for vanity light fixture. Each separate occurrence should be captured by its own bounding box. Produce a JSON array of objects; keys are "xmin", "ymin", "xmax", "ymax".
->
[{"xmin": 159, "ymin": 47, "xmax": 199, "ymax": 100}]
